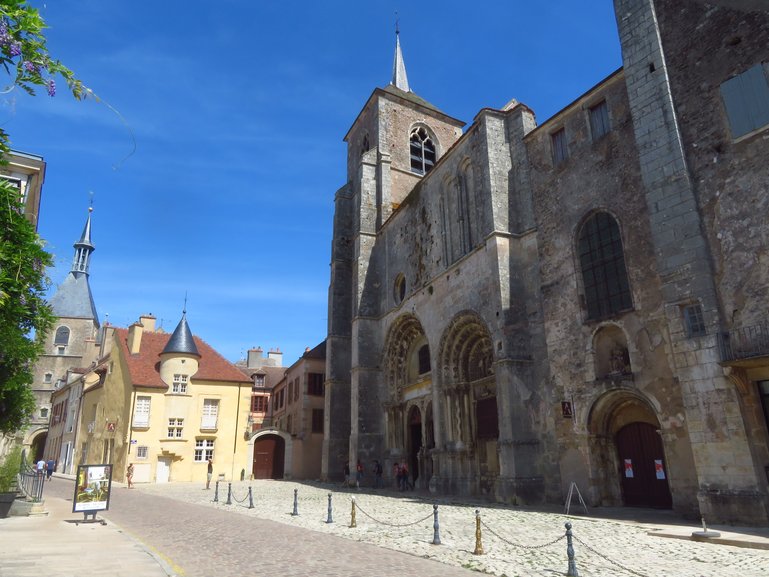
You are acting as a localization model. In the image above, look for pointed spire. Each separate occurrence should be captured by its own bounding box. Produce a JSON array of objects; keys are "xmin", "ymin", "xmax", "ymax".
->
[
  {"xmin": 391, "ymin": 16, "xmax": 410, "ymax": 92},
  {"xmin": 71, "ymin": 206, "xmax": 95, "ymax": 275},
  {"xmin": 161, "ymin": 310, "xmax": 200, "ymax": 357}
]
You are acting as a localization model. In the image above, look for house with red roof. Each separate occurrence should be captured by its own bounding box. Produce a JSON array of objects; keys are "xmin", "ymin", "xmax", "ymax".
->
[{"xmin": 77, "ymin": 312, "xmax": 252, "ymax": 484}]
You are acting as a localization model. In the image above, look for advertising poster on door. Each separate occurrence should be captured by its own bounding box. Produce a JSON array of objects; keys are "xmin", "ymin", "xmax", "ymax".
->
[
  {"xmin": 72, "ymin": 464, "xmax": 113, "ymax": 513},
  {"xmin": 654, "ymin": 459, "xmax": 666, "ymax": 480},
  {"xmin": 624, "ymin": 459, "xmax": 634, "ymax": 478}
]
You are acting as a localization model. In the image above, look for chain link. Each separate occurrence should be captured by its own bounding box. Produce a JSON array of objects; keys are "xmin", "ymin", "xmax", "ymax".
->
[
  {"xmin": 354, "ymin": 502, "xmax": 434, "ymax": 527},
  {"xmin": 480, "ymin": 519, "xmax": 566, "ymax": 550},
  {"xmin": 572, "ymin": 535, "xmax": 649, "ymax": 577}
]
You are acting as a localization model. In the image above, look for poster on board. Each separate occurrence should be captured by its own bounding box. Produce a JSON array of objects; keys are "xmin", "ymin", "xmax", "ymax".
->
[
  {"xmin": 72, "ymin": 464, "xmax": 113, "ymax": 513},
  {"xmin": 624, "ymin": 459, "xmax": 634, "ymax": 478}
]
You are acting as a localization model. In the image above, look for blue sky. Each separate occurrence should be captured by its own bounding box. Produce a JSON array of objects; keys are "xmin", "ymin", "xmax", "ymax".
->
[{"xmin": 6, "ymin": 1, "xmax": 622, "ymax": 366}]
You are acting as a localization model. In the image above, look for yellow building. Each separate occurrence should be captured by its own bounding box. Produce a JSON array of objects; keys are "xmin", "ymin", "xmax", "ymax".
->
[{"xmin": 77, "ymin": 313, "xmax": 252, "ymax": 484}]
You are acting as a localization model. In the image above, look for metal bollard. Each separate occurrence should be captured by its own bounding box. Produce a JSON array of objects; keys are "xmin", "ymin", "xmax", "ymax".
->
[
  {"xmin": 432, "ymin": 504, "xmax": 441, "ymax": 545},
  {"xmin": 213, "ymin": 480, "xmax": 219, "ymax": 502},
  {"xmin": 248, "ymin": 486, "xmax": 254, "ymax": 509},
  {"xmin": 473, "ymin": 509, "xmax": 484, "ymax": 555},
  {"xmin": 226, "ymin": 482, "xmax": 232, "ymax": 505},
  {"xmin": 565, "ymin": 521, "xmax": 579, "ymax": 577},
  {"xmin": 291, "ymin": 488, "xmax": 299, "ymax": 516},
  {"xmin": 326, "ymin": 492, "xmax": 334, "ymax": 524},
  {"xmin": 350, "ymin": 497, "xmax": 357, "ymax": 528}
]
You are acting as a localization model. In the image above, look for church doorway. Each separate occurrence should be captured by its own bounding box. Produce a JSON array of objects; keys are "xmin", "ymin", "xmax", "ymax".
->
[
  {"xmin": 616, "ymin": 422, "xmax": 672, "ymax": 508},
  {"xmin": 408, "ymin": 406, "xmax": 423, "ymax": 485},
  {"xmin": 588, "ymin": 390, "xmax": 672, "ymax": 510},
  {"xmin": 253, "ymin": 435, "xmax": 285, "ymax": 479}
]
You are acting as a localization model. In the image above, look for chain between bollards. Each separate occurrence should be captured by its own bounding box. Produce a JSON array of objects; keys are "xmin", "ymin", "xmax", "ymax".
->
[
  {"xmin": 326, "ymin": 492, "xmax": 334, "ymax": 524},
  {"xmin": 565, "ymin": 521, "xmax": 579, "ymax": 577},
  {"xmin": 350, "ymin": 497, "xmax": 357, "ymax": 528},
  {"xmin": 213, "ymin": 480, "xmax": 219, "ymax": 503},
  {"xmin": 473, "ymin": 509, "xmax": 484, "ymax": 555},
  {"xmin": 432, "ymin": 504, "xmax": 441, "ymax": 545},
  {"xmin": 226, "ymin": 482, "xmax": 232, "ymax": 505},
  {"xmin": 291, "ymin": 488, "xmax": 299, "ymax": 516},
  {"xmin": 248, "ymin": 486, "xmax": 254, "ymax": 509}
]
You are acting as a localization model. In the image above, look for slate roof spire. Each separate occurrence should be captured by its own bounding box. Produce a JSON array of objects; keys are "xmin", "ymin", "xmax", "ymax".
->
[
  {"xmin": 72, "ymin": 206, "xmax": 95, "ymax": 275},
  {"xmin": 48, "ymin": 206, "xmax": 99, "ymax": 322},
  {"xmin": 161, "ymin": 309, "xmax": 200, "ymax": 357},
  {"xmin": 391, "ymin": 18, "xmax": 410, "ymax": 92}
]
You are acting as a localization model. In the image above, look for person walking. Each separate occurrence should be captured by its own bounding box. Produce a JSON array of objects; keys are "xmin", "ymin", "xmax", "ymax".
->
[
  {"xmin": 206, "ymin": 458, "xmax": 213, "ymax": 489},
  {"xmin": 373, "ymin": 460, "xmax": 383, "ymax": 489},
  {"xmin": 355, "ymin": 459, "xmax": 364, "ymax": 488},
  {"xmin": 126, "ymin": 463, "xmax": 134, "ymax": 488},
  {"xmin": 46, "ymin": 458, "xmax": 55, "ymax": 481},
  {"xmin": 36, "ymin": 458, "xmax": 45, "ymax": 478}
]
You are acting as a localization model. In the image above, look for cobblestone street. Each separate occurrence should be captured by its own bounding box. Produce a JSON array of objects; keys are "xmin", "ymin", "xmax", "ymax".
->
[{"xmin": 40, "ymin": 477, "xmax": 768, "ymax": 577}]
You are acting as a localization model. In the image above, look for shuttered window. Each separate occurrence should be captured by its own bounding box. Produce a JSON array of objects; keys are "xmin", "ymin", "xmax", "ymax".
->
[
  {"xmin": 133, "ymin": 396, "xmax": 150, "ymax": 427},
  {"xmin": 551, "ymin": 128, "xmax": 568, "ymax": 165},
  {"xmin": 201, "ymin": 399, "xmax": 219, "ymax": 430},
  {"xmin": 589, "ymin": 100, "xmax": 610, "ymax": 140},
  {"xmin": 720, "ymin": 64, "xmax": 769, "ymax": 139}
]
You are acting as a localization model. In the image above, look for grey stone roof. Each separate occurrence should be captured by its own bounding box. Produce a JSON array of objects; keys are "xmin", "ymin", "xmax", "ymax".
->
[
  {"xmin": 48, "ymin": 271, "xmax": 99, "ymax": 322},
  {"xmin": 161, "ymin": 313, "xmax": 200, "ymax": 357}
]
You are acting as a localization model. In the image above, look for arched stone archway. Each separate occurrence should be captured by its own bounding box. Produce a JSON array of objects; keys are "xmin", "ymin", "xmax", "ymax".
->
[
  {"xmin": 248, "ymin": 429, "xmax": 292, "ymax": 480},
  {"xmin": 434, "ymin": 311, "xmax": 496, "ymax": 496},
  {"xmin": 382, "ymin": 314, "xmax": 434, "ymax": 487},
  {"xmin": 587, "ymin": 390, "xmax": 672, "ymax": 508}
]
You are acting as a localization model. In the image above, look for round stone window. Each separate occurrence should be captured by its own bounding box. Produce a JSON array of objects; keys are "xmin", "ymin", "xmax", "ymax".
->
[{"xmin": 394, "ymin": 273, "xmax": 406, "ymax": 304}]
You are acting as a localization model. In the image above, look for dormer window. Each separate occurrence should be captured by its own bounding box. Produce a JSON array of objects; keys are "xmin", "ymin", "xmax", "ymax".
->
[
  {"xmin": 410, "ymin": 127, "xmax": 436, "ymax": 175},
  {"xmin": 254, "ymin": 374, "xmax": 265, "ymax": 389},
  {"xmin": 172, "ymin": 374, "xmax": 188, "ymax": 394}
]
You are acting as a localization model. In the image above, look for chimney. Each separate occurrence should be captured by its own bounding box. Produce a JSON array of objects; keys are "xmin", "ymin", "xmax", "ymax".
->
[
  {"xmin": 139, "ymin": 313, "xmax": 156, "ymax": 332},
  {"xmin": 127, "ymin": 321, "xmax": 144, "ymax": 354},
  {"xmin": 247, "ymin": 347, "xmax": 263, "ymax": 369},
  {"xmin": 267, "ymin": 347, "xmax": 283, "ymax": 367}
]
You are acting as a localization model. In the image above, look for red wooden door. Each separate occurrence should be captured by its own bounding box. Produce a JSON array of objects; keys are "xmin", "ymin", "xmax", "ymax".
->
[
  {"xmin": 252, "ymin": 436, "xmax": 285, "ymax": 479},
  {"xmin": 616, "ymin": 422, "xmax": 672, "ymax": 508}
]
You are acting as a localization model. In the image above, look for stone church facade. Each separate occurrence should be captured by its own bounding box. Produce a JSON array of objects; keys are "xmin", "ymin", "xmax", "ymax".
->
[{"xmin": 324, "ymin": 0, "xmax": 769, "ymax": 525}]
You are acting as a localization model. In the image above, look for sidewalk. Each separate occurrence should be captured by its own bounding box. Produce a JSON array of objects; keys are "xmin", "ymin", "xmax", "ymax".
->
[{"xmin": 0, "ymin": 492, "xmax": 172, "ymax": 577}]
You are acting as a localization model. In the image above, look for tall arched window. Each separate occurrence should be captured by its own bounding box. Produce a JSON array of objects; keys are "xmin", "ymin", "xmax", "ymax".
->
[
  {"xmin": 409, "ymin": 127, "xmax": 436, "ymax": 175},
  {"xmin": 578, "ymin": 212, "xmax": 632, "ymax": 320},
  {"xmin": 54, "ymin": 326, "xmax": 70, "ymax": 346}
]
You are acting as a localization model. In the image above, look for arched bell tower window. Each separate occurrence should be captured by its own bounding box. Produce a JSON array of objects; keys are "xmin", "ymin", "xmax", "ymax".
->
[
  {"xmin": 361, "ymin": 133, "xmax": 370, "ymax": 155},
  {"xmin": 410, "ymin": 127, "xmax": 436, "ymax": 175},
  {"xmin": 54, "ymin": 326, "xmax": 70, "ymax": 346},
  {"xmin": 578, "ymin": 211, "xmax": 632, "ymax": 320}
]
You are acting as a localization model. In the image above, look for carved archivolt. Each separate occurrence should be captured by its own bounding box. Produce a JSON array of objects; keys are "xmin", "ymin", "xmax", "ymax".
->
[{"xmin": 383, "ymin": 314, "xmax": 429, "ymax": 402}]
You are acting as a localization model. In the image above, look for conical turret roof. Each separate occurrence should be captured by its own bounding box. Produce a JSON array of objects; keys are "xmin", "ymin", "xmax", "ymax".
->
[{"xmin": 161, "ymin": 312, "xmax": 200, "ymax": 357}]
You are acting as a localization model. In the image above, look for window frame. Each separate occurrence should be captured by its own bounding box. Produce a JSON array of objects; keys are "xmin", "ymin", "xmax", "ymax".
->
[
  {"xmin": 167, "ymin": 417, "xmax": 184, "ymax": 438},
  {"xmin": 311, "ymin": 408, "xmax": 324, "ymax": 434},
  {"xmin": 409, "ymin": 126, "xmax": 437, "ymax": 175},
  {"xmin": 577, "ymin": 211, "xmax": 633, "ymax": 321},
  {"xmin": 136, "ymin": 445, "xmax": 149, "ymax": 460},
  {"xmin": 720, "ymin": 63, "xmax": 769, "ymax": 140},
  {"xmin": 307, "ymin": 373, "xmax": 324, "ymax": 396},
  {"xmin": 172, "ymin": 374, "xmax": 188, "ymax": 394},
  {"xmin": 589, "ymin": 100, "xmax": 610, "ymax": 141},
  {"xmin": 201, "ymin": 399, "xmax": 219, "ymax": 430},
  {"xmin": 551, "ymin": 127, "xmax": 568, "ymax": 165},
  {"xmin": 194, "ymin": 438, "xmax": 214, "ymax": 462},
  {"xmin": 133, "ymin": 395, "xmax": 151, "ymax": 428}
]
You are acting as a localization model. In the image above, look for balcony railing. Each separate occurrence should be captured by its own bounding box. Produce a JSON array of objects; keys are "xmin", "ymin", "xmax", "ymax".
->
[{"xmin": 718, "ymin": 321, "xmax": 769, "ymax": 363}]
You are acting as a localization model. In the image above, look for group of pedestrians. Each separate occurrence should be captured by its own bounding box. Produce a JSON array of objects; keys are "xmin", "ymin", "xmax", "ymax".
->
[
  {"xmin": 342, "ymin": 458, "xmax": 412, "ymax": 490},
  {"xmin": 35, "ymin": 458, "xmax": 56, "ymax": 481}
]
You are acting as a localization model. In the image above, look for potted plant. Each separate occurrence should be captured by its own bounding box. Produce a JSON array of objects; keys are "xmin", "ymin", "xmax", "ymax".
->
[{"xmin": 0, "ymin": 446, "xmax": 22, "ymax": 518}]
